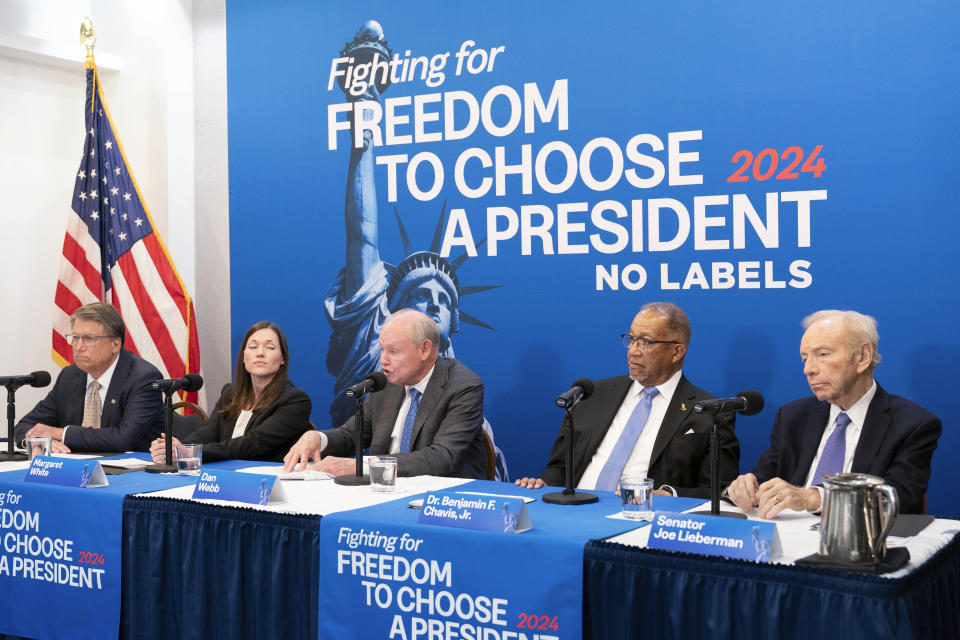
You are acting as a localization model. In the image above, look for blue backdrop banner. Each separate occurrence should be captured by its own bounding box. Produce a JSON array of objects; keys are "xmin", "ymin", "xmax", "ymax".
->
[{"xmin": 226, "ymin": 1, "xmax": 960, "ymax": 514}]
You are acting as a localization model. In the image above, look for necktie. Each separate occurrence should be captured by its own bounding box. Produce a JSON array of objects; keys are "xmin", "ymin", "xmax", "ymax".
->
[
  {"xmin": 811, "ymin": 412, "xmax": 851, "ymax": 484},
  {"xmin": 82, "ymin": 380, "xmax": 102, "ymax": 429},
  {"xmin": 594, "ymin": 386, "xmax": 659, "ymax": 491},
  {"xmin": 398, "ymin": 388, "xmax": 422, "ymax": 453}
]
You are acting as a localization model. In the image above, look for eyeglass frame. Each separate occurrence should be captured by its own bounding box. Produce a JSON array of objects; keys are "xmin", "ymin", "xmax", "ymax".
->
[
  {"xmin": 66, "ymin": 334, "xmax": 118, "ymax": 346},
  {"xmin": 620, "ymin": 333, "xmax": 681, "ymax": 351}
]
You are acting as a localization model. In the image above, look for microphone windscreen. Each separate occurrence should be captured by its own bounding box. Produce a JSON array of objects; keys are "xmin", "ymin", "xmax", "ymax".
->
[
  {"xmin": 183, "ymin": 373, "xmax": 204, "ymax": 392},
  {"xmin": 571, "ymin": 378, "xmax": 595, "ymax": 400},
  {"xmin": 736, "ymin": 390, "xmax": 764, "ymax": 416},
  {"xmin": 369, "ymin": 372, "xmax": 388, "ymax": 392},
  {"xmin": 31, "ymin": 371, "xmax": 52, "ymax": 388}
]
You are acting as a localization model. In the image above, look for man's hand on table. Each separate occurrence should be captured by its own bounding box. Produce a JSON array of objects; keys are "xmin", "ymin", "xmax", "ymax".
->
[
  {"xmin": 310, "ymin": 456, "xmax": 358, "ymax": 476},
  {"xmin": 283, "ymin": 431, "xmax": 324, "ymax": 472},
  {"xmin": 756, "ymin": 477, "xmax": 820, "ymax": 519},
  {"xmin": 514, "ymin": 477, "xmax": 545, "ymax": 489}
]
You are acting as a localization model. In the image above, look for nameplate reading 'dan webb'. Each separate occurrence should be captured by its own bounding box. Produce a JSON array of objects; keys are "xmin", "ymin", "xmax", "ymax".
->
[
  {"xmin": 192, "ymin": 469, "xmax": 286, "ymax": 505},
  {"xmin": 417, "ymin": 491, "xmax": 531, "ymax": 533},
  {"xmin": 646, "ymin": 511, "xmax": 781, "ymax": 561},
  {"xmin": 24, "ymin": 455, "xmax": 108, "ymax": 488}
]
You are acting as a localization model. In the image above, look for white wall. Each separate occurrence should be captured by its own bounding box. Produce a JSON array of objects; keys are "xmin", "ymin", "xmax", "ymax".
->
[{"xmin": 0, "ymin": 0, "xmax": 230, "ymax": 423}]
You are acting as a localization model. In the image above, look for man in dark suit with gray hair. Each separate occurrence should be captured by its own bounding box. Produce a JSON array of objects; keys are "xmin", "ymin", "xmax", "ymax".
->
[
  {"xmin": 727, "ymin": 309, "xmax": 941, "ymax": 517},
  {"xmin": 15, "ymin": 302, "xmax": 164, "ymax": 452},
  {"xmin": 284, "ymin": 309, "xmax": 486, "ymax": 478}
]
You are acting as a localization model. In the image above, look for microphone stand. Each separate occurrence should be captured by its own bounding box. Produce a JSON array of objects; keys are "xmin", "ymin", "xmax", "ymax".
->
[
  {"xmin": 542, "ymin": 407, "xmax": 597, "ymax": 505},
  {"xmin": 334, "ymin": 392, "xmax": 369, "ymax": 486},
  {"xmin": 0, "ymin": 384, "xmax": 28, "ymax": 461},
  {"xmin": 693, "ymin": 412, "xmax": 745, "ymax": 519},
  {"xmin": 145, "ymin": 391, "xmax": 177, "ymax": 473}
]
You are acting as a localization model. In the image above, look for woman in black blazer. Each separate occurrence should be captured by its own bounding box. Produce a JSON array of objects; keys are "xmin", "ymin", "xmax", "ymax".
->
[{"xmin": 149, "ymin": 321, "xmax": 312, "ymax": 462}]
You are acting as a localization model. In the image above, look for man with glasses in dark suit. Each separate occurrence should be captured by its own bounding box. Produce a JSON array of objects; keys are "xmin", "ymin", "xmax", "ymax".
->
[
  {"xmin": 516, "ymin": 302, "xmax": 740, "ymax": 498},
  {"xmin": 15, "ymin": 302, "xmax": 164, "ymax": 452}
]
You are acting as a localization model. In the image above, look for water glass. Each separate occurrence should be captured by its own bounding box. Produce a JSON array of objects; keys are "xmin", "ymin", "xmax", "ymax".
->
[
  {"xmin": 369, "ymin": 455, "xmax": 397, "ymax": 492},
  {"xmin": 176, "ymin": 443, "xmax": 203, "ymax": 475},
  {"xmin": 25, "ymin": 437, "xmax": 52, "ymax": 461},
  {"xmin": 620, "ymin": 476, "xmax": 654, "ymax": 520}
]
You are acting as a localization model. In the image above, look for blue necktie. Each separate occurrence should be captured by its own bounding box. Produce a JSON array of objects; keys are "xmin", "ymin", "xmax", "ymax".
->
[
  {"xmin": 398, "ymin": 388, "xmax": 421, "ymax": 453},
  {"xmin": 594, "ymin": 386, "xmax": 659, "ymax": 491},
  {"xmin": 812, "ymin": 412, "xmax": 851, "ymax": 485}
]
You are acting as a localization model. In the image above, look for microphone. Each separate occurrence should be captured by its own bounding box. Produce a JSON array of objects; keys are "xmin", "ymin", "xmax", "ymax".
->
[
  {"xmin": 694, "ymin": 390, "xmax": 764, "ymax": 416},
  {"xmin": 556, "ymin": 378, "xmax": 595, "ymax": 409},
  {"xmin": 150, "ymin": 373, "xmax": 204, "ymax": 393},
  {"xmin": 0, "ymin": 371, "xmax": 52, "ymax": 390},
  {"xmin": 344, "ymin": 372, "xmax": 388, "ymax": 398}
]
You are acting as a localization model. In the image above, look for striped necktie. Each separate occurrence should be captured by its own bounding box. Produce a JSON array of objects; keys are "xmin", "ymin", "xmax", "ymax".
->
[{"xmin": 82, "ymin": 380, "xmax": 102, "ymax": 428}]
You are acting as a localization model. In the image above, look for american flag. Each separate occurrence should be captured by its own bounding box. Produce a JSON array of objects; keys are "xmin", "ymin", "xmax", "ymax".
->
[{"xmin": 53, "ymin": 62, "xmax": 203, "ymax": 406}]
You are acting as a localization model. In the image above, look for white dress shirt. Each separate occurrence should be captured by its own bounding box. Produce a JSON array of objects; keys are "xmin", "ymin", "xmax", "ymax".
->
[
  {"xmin": 231, "ymin": 410, "xmax": 254, "ymax": 439},
  {"xmin": 804, "ymin": 380, "xmax": 877, "ymax": 487},
  {"xmin": 388, "ymin": 365, "xmax": 435, "ymax": 453},
  {"xmin": 577, "ymin": 369, "xmax": 683, "ymax": 490}
]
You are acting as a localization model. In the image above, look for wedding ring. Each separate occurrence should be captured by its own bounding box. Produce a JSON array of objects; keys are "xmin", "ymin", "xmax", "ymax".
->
[{"xmin": 774, "ymin": 495, "xmax": 781, "ymax": 504}]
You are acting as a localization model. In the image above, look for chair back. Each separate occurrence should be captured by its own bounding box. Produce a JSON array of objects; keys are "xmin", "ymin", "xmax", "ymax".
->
[
  {"xmin": 171, "ymin": 401, "xmax": 207, "ymax": 440},
  {"xmin": 480, "ymin": 429, "xmax": 496, "ymax": 481}
]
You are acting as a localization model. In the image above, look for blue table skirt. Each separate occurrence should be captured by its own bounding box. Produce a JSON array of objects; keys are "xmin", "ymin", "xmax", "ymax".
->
[
  {"xmin": 120, "ymin": 496, "xmax": 321, "ymax": 640},
  {"xmin": 583, "ymin": 524, "xmax": 960, "ymax": 640}
]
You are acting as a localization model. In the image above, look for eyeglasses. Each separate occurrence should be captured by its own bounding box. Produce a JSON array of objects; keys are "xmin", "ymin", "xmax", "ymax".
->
[
  {"xmin": 620, "ymin": 334, "xmax": 680, "ymax": 351},
  {"xmin": 66, "ymin": 334, "xmax": 115, "ymax": 346}
]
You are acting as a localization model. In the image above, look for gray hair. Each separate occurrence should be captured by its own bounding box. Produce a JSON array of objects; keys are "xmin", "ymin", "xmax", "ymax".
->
[
  {"xmin": 640, "ymin": 302, "xmax": 691, "ymax": 346},
  {"xmin": 802, "ymin": 309, "xmax": 882, "ymax": 369},
  {"xmin": 386, "ymin": 308, "xmax": 442, "ymax": 349},
  {"xmin": 71, "ymin": 302, "xmax": 125, "ymax": 346}
]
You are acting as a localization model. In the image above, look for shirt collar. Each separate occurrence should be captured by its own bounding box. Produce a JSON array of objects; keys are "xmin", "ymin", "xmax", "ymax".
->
[
  {"xmin": 828, "ymin": 379, "xmax": 877, "ymax": 429},
  {"xmin": 631, "ymin": 368, "xmax": 683, "ymax": 400},
  {"xmin": 406, "ymin": 364, "xmax": 436, "ymax": 397},
  {"xmin": 87, "ymin": 352, "xmax": 120, "ymax": 393}
]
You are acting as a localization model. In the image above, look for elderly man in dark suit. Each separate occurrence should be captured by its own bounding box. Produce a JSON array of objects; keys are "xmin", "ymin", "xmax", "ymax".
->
[
  {"xmin": 15, "ymin": 302, "xmax": 163, "ymax": 452},
  {"xmin": 284, "ymin": 309, "xmax": 486, "ymax": 478},
  {"xmin": 516, "ymin": 302, "xmax": 740, "ymax": 498},
  {"xmin": 727, "ymin": 309, "xmax": 941, "ymax": 517}
]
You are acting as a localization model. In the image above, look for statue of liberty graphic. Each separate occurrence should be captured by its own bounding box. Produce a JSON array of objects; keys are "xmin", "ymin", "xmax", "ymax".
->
[{"xmin": 323, "ymin": 21, "xmax": 508, "ymax": 480}]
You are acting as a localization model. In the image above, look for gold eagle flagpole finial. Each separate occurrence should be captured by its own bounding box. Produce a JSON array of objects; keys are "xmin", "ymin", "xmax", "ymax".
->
[{"xmin": 80, "ymin": 17, "xmax": 96, "ymax": 68}]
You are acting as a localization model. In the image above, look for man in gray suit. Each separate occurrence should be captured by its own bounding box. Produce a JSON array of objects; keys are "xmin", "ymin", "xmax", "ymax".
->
[{"xmin": 284, "ymin": 309, "xmax": 486, "ymax": 478}]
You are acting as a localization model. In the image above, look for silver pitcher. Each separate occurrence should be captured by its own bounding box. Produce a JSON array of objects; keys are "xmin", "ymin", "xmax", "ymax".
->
[{"xmin": 819, "ymin": 473, "xmax": 898, "ymax": 563}]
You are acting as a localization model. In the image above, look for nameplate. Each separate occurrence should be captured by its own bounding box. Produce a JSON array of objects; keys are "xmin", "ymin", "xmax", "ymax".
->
[
  {"xmin": 646, "ymin": 511, "xmax": 781, "ymax": 561},
  {"xmin": 417, "ymin": 491, "xmax": 531, "ymax": 533},
  {"xmin": 24, "ymin": 456, "xmax": 108, "ymax": 488},
  {"xmin": 192, "ymin": 470, "xmax": 286, "ymax": 505}
]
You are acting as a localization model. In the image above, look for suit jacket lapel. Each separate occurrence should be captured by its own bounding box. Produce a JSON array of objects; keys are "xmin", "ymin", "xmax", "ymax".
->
[
  {"xmin": 649, "ymin": 375, "xmax": 694, "ymax": 467},
  {"xmin": 100, "ymin": 351, "xmax": 129, "ymax": 429},
  {"xmin": 411, "ymin": 360, "xmax": 449, "ymax": 446},
  {"xmin": 370, "ymin": 385, "xmax": 404, "ymax": 454},
  {"xmin": 794, "ymin": 401, "xmax": 830, "ymax": 485},
  {"xmin": 66, "ymin": 366, "xmax": 88, "ymax": 426},
  {"xmin": 851, "ymin": 385, "xmax": 891, "ymax": 474},
  {"xmin": 575, "ymin": 377, "xmax": 632, "ymax": 474}
]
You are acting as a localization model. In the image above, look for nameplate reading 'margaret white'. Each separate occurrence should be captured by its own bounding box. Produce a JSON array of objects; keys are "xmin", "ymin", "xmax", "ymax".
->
[
  {"xmin": 192, "ymin": 469, "xmax": 286, "ymax": 505},
  {"xmin": 417, "ymin": 491, "xmax": 531, "ymax": 533},
  {"xmin": 24, "ymin": 456, "xmax": 108, "ymax": 488},
  {"xmin": 646, "ymin": 511, "xmax": 781, "ymax": 561}
]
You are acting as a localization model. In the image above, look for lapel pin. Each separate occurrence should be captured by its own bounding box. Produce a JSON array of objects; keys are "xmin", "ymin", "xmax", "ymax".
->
[
  {"xmin": 681, "ymin": 402, "xmax": 687, "ymax": 412},
  {"xmin": 110, "ymin": 399, "xmax": 116, "ymax": 404}
]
